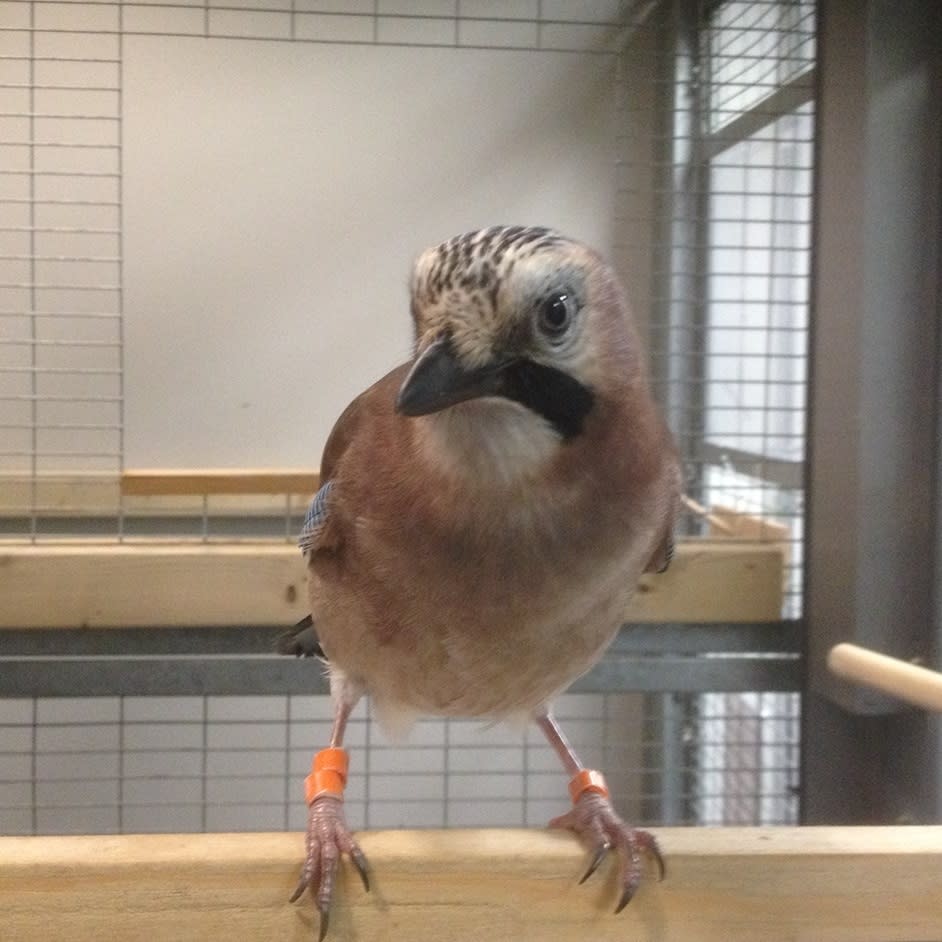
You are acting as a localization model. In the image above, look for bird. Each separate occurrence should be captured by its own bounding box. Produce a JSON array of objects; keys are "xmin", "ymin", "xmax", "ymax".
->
[{"xmin": 280, "ymin": 225, "xmax": 680, "ymax": 939}]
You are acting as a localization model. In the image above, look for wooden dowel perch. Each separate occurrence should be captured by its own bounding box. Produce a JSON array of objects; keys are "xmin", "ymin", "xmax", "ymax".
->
[
  {"xmin": 681, "ymin": 494, "xmax": 736, "ymax": 534},
  {"xmin": 828, "ymin": 643, "xmax": 942, "ymax": 713}
]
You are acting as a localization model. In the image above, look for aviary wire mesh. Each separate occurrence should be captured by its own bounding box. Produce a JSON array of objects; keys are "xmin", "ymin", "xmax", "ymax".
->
[
  {"xmin": 0, "ymin": 0, "xmax": 811, "ymax": 835},
  {"xmin": 0, "ymin": 690, "xmax": 800, "ymax": 834}
]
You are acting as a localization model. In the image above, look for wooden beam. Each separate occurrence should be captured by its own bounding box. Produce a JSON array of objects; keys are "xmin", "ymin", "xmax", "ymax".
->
[
  {"xmin": 0, "ymin": 472, "xmax": 319, "ymax": 516},
  {"xmin": 1, "ymin": 828, "xmax": 939, "ymax": 941},
  {"xmin": 0, "ymin": 473, "xmax": 122, "ymax": 516},
  {"xmin": 121, "ymin": 469, "xmax": 320, "ymax": 496},
  {"xmin": 0, "ymin": 539, "xmax": 784, "ymax": 628},
  {"xmin": 631, "ymin": 540, "xmax": 783, "ymax": 622}
]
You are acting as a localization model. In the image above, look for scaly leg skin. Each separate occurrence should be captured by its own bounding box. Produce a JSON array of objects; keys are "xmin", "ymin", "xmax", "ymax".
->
[
  {"xmin": 290, "ymin": 795, "xmax": 370, "ymax": 941},
  {"xmin": 548, "ymin": 791, "xmax": 665, "ymax": 912},
  {"xmin": 290, "ymin": 689, "xmax": 369, "ymax": 941},
  {"xmin": 535, "ymin": 709, "xmax": 664, "ymax": 912}
]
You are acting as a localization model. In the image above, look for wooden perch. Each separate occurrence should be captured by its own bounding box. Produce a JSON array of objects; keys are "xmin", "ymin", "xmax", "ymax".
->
[
  {"xmin": 0, "ymin": 539, "xmax": 784, "ymax": 628},
  {"xmin": 1, "ymin": 828, "xmax": 940, "ymax": 941},
  {"xmin": 828, "ymin": 643, "xmax": 942, "ymax": 712}
]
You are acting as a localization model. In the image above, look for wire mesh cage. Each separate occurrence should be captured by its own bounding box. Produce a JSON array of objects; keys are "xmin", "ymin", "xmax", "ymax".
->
[
  {"xmin": 0, "ymin": 0, "xmax": 812, "ymax": 836},
  {"xmin": 0, "ymin": 690, "xmax": 800, "ymax": 835}
]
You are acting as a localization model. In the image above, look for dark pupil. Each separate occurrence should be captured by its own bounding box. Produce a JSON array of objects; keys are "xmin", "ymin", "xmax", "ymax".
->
[{"xmin": 542, "ymin": 294, "xmax": 569, "ymax": 332}]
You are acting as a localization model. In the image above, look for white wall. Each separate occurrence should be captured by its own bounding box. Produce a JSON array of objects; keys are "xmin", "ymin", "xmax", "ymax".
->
[{"xmin": 123, "ymin": 38, "xmax": 617, "ymax": 467}]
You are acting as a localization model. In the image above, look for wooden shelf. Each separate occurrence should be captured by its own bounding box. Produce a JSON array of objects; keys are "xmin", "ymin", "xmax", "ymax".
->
[
  {"xmin": 121, "ymin": 468, "xmax": 319, "ymax": 496},
  {"xmin": 0, "ymin": 539, "xmax": 784, "ymax": 628},
  {"xmin": 0, "ymin": 469, "xmax": 788, "ymax": 628},
  {"xmin": 2, "ymin": 827, "xmax": 940, "ymax": 941}
]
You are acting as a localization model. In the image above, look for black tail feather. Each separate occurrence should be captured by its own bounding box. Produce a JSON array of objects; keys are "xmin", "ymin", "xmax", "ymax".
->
[{"xmin": 276, "ymin": 613, "xmax": 326, "ymax": 659}]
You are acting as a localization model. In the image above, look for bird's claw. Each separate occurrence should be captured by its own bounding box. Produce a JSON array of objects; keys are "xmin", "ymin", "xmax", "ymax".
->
[
  {"xmin": 350, "ymin": 845, "xmax": 371, "ymax": 892},
  {"xmin": 549, "ymin": 792, "xmax": 663, "ymax": 912},
  {"xmin": 578, "ymin": 840, "xmax": 611, "ymax": 884},
  {"xmin": 290, "ymin": 795, "xmax": 370, "ymax": 939}
]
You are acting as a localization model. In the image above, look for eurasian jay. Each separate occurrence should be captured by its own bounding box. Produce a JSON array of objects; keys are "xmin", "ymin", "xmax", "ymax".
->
[{"xmin": 280, "ymin": 225, "xmax": 680, "ymax": 938}]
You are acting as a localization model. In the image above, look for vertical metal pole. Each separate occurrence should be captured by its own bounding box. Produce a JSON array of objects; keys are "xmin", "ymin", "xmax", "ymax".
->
[
  {"xmin": 803, "ymin": 0, "xmax": 942, "ymax": 823},
  {"xmin": 657, "ymin": 0, "xmax": 710, "ymax": 518},
  {"xmin": 659, "ymin": 693, "xmax": 685, "ymax": 824}
]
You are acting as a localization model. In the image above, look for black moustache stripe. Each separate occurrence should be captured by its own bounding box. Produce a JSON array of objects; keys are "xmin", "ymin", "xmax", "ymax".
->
[{"xmin": 499, "ymin": 360, "xmax": 595, "ymax": 440}]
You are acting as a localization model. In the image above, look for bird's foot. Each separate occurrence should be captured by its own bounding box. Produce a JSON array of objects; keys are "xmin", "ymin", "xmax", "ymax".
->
[
  {"xmin": 290, "ymin": 795, "xmax": 370, "ymax": 941},
  {"xmin": 549, "ymin": 791, "xmax": 664, "ymax": 912}
]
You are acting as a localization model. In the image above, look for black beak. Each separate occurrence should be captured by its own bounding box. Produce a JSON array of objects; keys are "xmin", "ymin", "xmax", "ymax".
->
[{"xmin": 395, "ymin": 338, "xmax": 508, "ymax": 417}]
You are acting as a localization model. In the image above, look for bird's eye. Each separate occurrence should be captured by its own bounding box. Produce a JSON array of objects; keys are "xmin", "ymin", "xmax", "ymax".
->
[{"xmin": 537, "ymin": 293, "xmax": 573, "ymax": 340}]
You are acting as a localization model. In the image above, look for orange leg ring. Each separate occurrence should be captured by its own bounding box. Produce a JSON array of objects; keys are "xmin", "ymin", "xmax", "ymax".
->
[
  {"xmin": 568, "ymin": 768, "xmax": 610, "ymax": 804},
  {"xmin": 304, "ymin": 747, "xmax": 349, "ymax": 805}
]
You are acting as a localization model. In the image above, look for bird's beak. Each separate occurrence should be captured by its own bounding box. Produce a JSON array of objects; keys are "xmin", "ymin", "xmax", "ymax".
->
[{"xmin": 396, "ymin": 337, "xmax": 507, "ymax": 417}]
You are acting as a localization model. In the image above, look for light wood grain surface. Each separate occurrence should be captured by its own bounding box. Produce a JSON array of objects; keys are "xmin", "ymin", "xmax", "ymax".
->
[
  {"xmin": 828, "ymin": 643, "xmax": 942, "ymax": 712},
  {"xmin": 1, "ymin": 827, "xmax": 940, "ymax": 941},
  {"xmin": 0, "ymin": 539, "xmax": 784, "ymax": 628},
  {"xmin": 120, "ymin": 468, "xmax": 320, "ymax": 496}
]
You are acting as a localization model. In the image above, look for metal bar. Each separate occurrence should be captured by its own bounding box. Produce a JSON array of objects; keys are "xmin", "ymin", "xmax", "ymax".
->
[
  {"xmin": 0, "ymin": 652, "xmax": 802, "ymax": 698},
  {"xmin": 802, "ymin": 0, "xmax": 941, "ymax": 824},
  {"xmin": 577, "ymin": 653, "xmax": 801, "ymax": 694},
  {"xmin": 0, "ymin": 621, "xmax": 804, "ymax": 657},
  {"xmin": 659, "ymin": 693, "xmax": 685, "ymax": 823},
  {"xmin": 0, "ymin": 621, "xmax": 802, "ymax": 696}
]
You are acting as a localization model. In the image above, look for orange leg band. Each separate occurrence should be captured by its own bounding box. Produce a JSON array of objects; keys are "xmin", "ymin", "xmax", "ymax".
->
[
  {"xmin": 568, "ymin": 768, "xmax": 610, "ymax": 804},
  {"xmin": 304, "ymin": 746, "xmax": 350, "ymax": 805}
]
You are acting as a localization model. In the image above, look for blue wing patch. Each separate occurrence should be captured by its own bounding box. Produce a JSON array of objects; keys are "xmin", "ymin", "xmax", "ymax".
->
[{"xmin": 298, "ymin": 480, "xmax": 333, "ymax": 554}]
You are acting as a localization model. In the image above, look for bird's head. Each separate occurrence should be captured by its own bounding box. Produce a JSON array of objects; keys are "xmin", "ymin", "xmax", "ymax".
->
[{"xmin": 396, "ymin": 226, "xmax": 642, "ymax": 441}]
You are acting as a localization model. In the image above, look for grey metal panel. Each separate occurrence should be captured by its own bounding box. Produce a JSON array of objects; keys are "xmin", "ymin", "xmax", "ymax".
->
[
  {"xmin": 802, "ymin": 0, "xmax": 941, "ymax": 823},
  {"xmin": 0, "ymin": 622, "xmax": 803, "ymax": 697},
  {"xmin": 575, "ymin": 652, "xmax": 801, "ymax": 694},
  {"xmin": 0, "ymin": 653, "xmax": 802, "ymax": 698},
  {"xmin": 805, "ymin": 0, "xmax": 940, "ymax": 714},
  {"xmin": 0, "ymin": 620, "xmax": 803, "ymax": 656}
]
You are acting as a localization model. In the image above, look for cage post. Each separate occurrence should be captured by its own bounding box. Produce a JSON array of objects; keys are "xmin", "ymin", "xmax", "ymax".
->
[{"xmin": 803, "ymin": 0, "xmax": 942, "ymax": 822}]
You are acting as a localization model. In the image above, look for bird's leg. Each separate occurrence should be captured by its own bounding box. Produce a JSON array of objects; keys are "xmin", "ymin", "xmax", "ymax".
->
[
  {"xmin": 535, "ymin": 710, "xmax": 664, "ymax": 912},
  {"xmin": 290, "ymin": 691, "xmax": 369, "ymax": 941}
]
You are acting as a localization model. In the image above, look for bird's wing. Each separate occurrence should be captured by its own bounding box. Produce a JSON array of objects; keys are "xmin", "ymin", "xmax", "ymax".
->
[
  {"xmin": 643, "ymin": 531, "xmax": 674, "ymax": 574},
  {"xmin": 298, "ymin": 479, "xmax": 335, "ymax": 554},
  {"xmin": 285, "ymin": 388, "xmax": 375, "ymax": 656},
  {"xmin": 297, "ymin": 363, "xmax": 411, "ymax": 558},
  {"xmin": 275, "ymin": 613, "xmax": 326, "ymax": 658},
  {"xmin": 642, "ymin": 435, "xmax": 682, "ymax": 575},
  {"xmin": 320, "ymin": 391, "xmax": 368, "ymax": 483}
]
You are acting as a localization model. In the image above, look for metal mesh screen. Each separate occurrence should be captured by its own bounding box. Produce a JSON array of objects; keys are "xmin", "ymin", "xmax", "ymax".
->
[
  {"xmin": 641, "ymin": 0, "xmax": 815, "ymax": 616},
  {"xmin": 630, "ymin": 0, "xmax": 813, "ymax": 833},
  {"xmin": 1, "ymin": 0, "xmax": 812, "ymax": 836},
  {"xmin": 0, "ymin": 690, "xmax": 799, "ymax": 835},
  {"xmin": 0, "ymin": 13, "xmax": 123, "ymax": 482}
]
